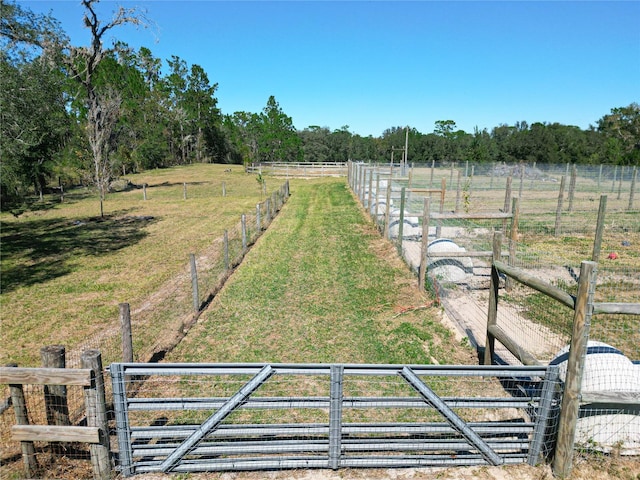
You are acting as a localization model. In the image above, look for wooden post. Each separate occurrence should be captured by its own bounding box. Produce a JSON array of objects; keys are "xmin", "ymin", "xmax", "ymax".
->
[
  {"xmin": 374, "ymin": 171, "xmax": 381, "ymax": 220},
  {"xmin": 518, "ymin": 162, "xmax": 525, "ymax": 199},
  {"xmin": 143, "ymin": 184, "xmax": 147, "ymax": 201},
  {"xmin": 8, "ymin": 364, "xmax": 38, "ymax": 478},
  {"xmin": 490, "ymin": 162, "xmax": 495, "ymax": 189},
  {"xmin": 119, "ymin": 303, "xmax": 133, "ymax": 363},
  {"xmin": 40, "ymin": 346, "xmax": 70, "ymax": 428},
  {"xmin": 502, "ymin": 176, "xmax": 512, "ymax": 234},
  {"xmin": 367, "ymin": 168, "xmax": 373, "ymax": 213},
  {"xmin": 256, "ymin": 203, "xmax": 261, "ymax": 232},
  {"xmin": 183, "ymin": 182, "xmax": 187, "ymax": 200},
  {"xmin": 617, "ymin": 165, "xmax": 624, "ymax": 200},
  {"xmin": 591, "ymin": 195, "xmax": 607, "ymax": 263},
  {"xmin": 241, "ymin": 214, "xmax": 247, "ymax": 252},
  {"xmin": 455, "ymin": 169, "xmax": 461, "ymax": 213},
  {"xmin": 507, "ymin": 198, "xmax": 519, "ymax": 292},
  {"xmin": 224, "ymin": 230, "xmax": 230, "ymax": 271},
  {"xmin": 611, "ymin": 165, "xmax": 617, "ymax": 193},
  {"xmin": 419, "ymin": 197, "xmax": 431, "ymax": 290},
  {"xmin": 437, "ymin": 177, "xmax": 446, "ymax": 238},
  {"xmin": 222, "ymin": 181, "xmax": 226, "ymax": 197},
  {"xmin": 190, "ymin": 254, "xmax": 199, "ymax": 312},
  {"xmin": 81, "ymin": 350, "xmax": 111, "ymax": 480},
  {"xmin": 568, "ymin": 164, "xmax": 577, "ymax": 212},
  {"xmin": 555, "ymin": 176, "xmax": 566, "ymax": 237},
  {"xmin": 265, "ymin": 198, "xmax": 271, "ymax": 222},
  {"xmin": 429, "ymin": 159, "xmax": 435, "ymax": 188},
  {"xmin": 628, "ymin": 166, "xmax": 637, "ymax": 211},
  {"xmin": 483, "ymin": 232, "xmax": 502, "ymax": 366},
  {"xmin": 450, "ymin": 162, "xmax": 455, "ymax": 186},
  {"xmin": 397, "ymin": 187, "xmax": 406, "ymax": 255},
  {"xmin": 553, "ymin": 261, "xmax": 597, "ymax": 479},
  {"xmin": 384, "ymin": 181, "xmax": 392, "ymax": 239},
  {"xmin": 40, "ymin": 345, "xmax": 70, "ymax": 456},
  {"xmin": 597, "ymin": 164, "xmax": 603, "ymax": 189}
]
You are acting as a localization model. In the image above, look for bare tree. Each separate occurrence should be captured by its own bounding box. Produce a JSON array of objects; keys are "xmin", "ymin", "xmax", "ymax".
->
[{"xmin": 65, "ymin": 0, "xmax": 149, "ymax": 216}]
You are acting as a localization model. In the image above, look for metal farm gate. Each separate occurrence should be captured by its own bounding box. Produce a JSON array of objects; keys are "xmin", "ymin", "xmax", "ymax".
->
[{"xmin": 110, "ymin": 363, "xmax": 560, "ymax": 476}]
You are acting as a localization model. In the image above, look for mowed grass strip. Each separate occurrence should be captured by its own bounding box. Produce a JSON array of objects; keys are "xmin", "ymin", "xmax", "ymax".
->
[{"xmin": 168, "ymin": 178, "xmax": 472, "ymax": 365}]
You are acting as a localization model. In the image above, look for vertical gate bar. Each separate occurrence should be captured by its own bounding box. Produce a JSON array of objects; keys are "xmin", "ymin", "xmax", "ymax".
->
[
  {"xmin": 160, "ymin": 365, "xmax": 274, "ymax": 473},
  {"xmin": 111, "ymin": 363, "xmax": 134, "ymax": 477},
  {"xmin": 400, "ymin": 367, "xmax": 504, "ymax": 466},
  {"xmin": 528, "ymin": 365, "xmax": 559, "ymax": 465},
  {"xmin": 328, "ymin": 365, "xmax": 344, "ymax": 470}
]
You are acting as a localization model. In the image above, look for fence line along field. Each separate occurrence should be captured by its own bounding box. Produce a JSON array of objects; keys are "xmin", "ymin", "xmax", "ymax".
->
[{"xmin": 0, "ymin": 164, "xmax": 268, "ymax": 368}]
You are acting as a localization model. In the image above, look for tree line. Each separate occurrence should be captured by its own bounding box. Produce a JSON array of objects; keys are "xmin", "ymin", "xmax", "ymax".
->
[{"xmin": 1, "ymin": 0, "xmax": 638, "ymax": 210}]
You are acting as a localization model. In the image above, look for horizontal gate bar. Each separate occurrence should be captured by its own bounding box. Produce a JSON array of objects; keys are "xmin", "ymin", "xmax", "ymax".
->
[
  {"xmin": 112, "ymin": 362, "xmax": 549, "ymax": 378},
  {"xmin": 132, "ymin": 439, "xmax": 530, "ymax": 457},
  {"xmin": 130, "ymin": 421, "xmax": 535, "ymax": 439},
  {"xmin": 127, "ymin": 396, "xmax": 539, "ymax": 411},
  {"xmin": 134, "ymin": 454, "xmax": 528, "ymax": 473}
]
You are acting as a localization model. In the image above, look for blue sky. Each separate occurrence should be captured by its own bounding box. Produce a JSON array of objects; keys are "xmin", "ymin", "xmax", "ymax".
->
[{"xmin": 21, "ymin": 0, "xmax": 640, "ymax": 137}]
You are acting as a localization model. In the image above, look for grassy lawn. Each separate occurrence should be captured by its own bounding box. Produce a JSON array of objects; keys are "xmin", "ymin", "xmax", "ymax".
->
[
  {"xmin": 0, "ymin": 164, "xmax": 268, "ymax": 367},
  {"xmin": 167, "ymin": 178, "xmax": 472, "ymax": 365}
]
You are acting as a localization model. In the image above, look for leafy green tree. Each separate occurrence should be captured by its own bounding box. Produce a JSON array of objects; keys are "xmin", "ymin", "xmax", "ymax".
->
[
  {"xmin": 0, "ymin": 1, "xmax": 70, "ymax": 207},
  {"xmin": 257, "ymin": 96, "xmax": 302, "ymax": 162},
  {"xmin": 597, "ymin": 103, "xmax": 640, "ymax": 165}
]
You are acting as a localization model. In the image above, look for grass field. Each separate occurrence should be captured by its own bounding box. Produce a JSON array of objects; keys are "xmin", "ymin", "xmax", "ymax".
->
[{"xmin": 1, "ymin": 166, "xmax": 471, "ymax": 368}]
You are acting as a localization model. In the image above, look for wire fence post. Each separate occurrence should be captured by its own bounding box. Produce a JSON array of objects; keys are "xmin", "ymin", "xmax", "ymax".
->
[
  {"xmin": 397, "ymin": 187, "xmax": 406, "ymax": 255},
  {"xmin": 7, "ymin": 363, "xmax": 38, "ymax": 478},
  {"xmin": 189, "ymin": 254, "xmax": 199, "ymax": 312},
  {"xmin": 554, "ymin": 261, "xmax": 597, "ymax": 479},
  {"xmin": 183, "ymin": 182, "xmax": 187, "ymax": 200},
  {"xmin": 224, "ymin": 230, "xmax": 230, "ymax": 271},
  {"xmin": 419, "ymin": 197, "xmax": 430, "ymax": 291},
  {"xmin": 591, "ymin": 195, "xmax": 607, "ymax": 263},
  {"xmin": 241, "ymin": 214, "xmax": 247, "ymax": 252},
  {"xmin": 119, "ymin": 303, "xmax": 133, "ymax": 363},
  {"xmin": 554, "ymin": 175, "xmax": 566, "ymax": 237},
  {"xmin": 222, "ymin": 181, "xmax": 226, "ymax": 197},
  {"xmin": 81, "ymin": 350, "xmax": 111, "ymax": 480},
  {"xmin": 629, "ymin": 166, "xmax": 637, "ymax": 210}
]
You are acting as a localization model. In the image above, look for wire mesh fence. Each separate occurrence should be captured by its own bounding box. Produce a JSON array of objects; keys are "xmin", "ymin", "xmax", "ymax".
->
[
  {"xmin": 351, "ymin": 160, "xmax": 640, "ymax": 464},
  {"xmin": 0, "ymin": 182, "xmax": 290, "ymax": 479}
]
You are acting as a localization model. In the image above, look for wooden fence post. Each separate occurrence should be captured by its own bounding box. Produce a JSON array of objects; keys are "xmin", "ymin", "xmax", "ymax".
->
[
  {"xmin": 611, "ymin": 165, "xmax": 617, "ymax": 193},
  {"xmin": 40, "ymin": 346, "xmax": 70, "ymax": 428},
  {"xmin": 429, "ymin": 159, "xmax": 435, "ymax": 188},
  {"xmin": 617, "ymin": 165, "xmax": 624, "ymax": 200},
  {"xmin": 629, "ymin": 166, "xmax": 637, "ymax": 211},
  {"xmin": 455, "ymin": 169, "xmax": 461, "ymax": 213},
  {"xmin": 506, "ymin": 198, "xmax": 519, "ymax": 292},
  {"xmin": 256, "ymin": 203, "xmax": 261, "ymax": 232},
  {"xmin": 483, "ymin": 231, "xmax": 502, "ymax": 366},
  {"xmin": 518, "ymin": 162, "xmax": 525, "ymax": 199},
  {"xmin": 567, "ymin": 164, "xmax": 577, "ymax": 212},
  {"xmin": 553, "ymin": 261, "xmax": 597, "ymax": 479},
  {"xmin": 81, "ymin": 350, "xmax": 111, "ymax": 480},
  {"xmin": 241, "ymin": 214, "xmax": 247, "ymax": 252},
  {"xmin": 183, "ymin": 182, "xmax": 187, "ymax": 200},
  {"xmin": 190, "ymin": 254, "xmax": 199, "ymax": 312},
  {"xmin": 222, "ymin": 181, "xmax": 226, "ymax": 197},
  {"xmin": 419, "ymin": 197, "xmax": 430, "ymax": 291},
  {"xmin": 591, "ymin": 195, "xmax": 607, "ymax": 263},
  {"xmin": 384, "ymin": 181, "xmax": 392, "ymax": 240},
  {"xmin": 119, "ymin": 303, "xmax": 133, "ymax": 363},
  {"xmin": 397, "ymin": 187, "xmax": 406, "ymax": 255},
  {"xmin": 143, "ymin": 184, "xmax": 147, "ymax": 201},
  {"xmin": 40, "ymin": 345, "xmax": 70, "ymax": 455},
  {"xmin": 554, "ymin": 175, "xmax": 566, "ymax": 237},
  {"xmin": 8, "ymin": 363, "xmax": 38, "ymax": 478},
  {"xmin": 367, "ymin": 168, "xmax": 373, "ymax": 213},
  {"xmin": 224, "ymin": 230, "xmax": 230, "ymax": 271},
  {"xmin": 502, "ymin": 176, "xmax": 512, "ymax": 234}
]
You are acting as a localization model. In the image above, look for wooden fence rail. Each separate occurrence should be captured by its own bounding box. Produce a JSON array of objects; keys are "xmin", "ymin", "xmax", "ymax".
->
[{"xmin": 0, "ymin": 350, "xmax": 111, "ymax": 480}]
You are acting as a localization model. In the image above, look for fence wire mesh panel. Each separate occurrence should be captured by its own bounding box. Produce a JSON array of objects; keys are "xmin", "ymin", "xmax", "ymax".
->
[
  {"xmin": 350, "ymin": 161, "xmax": 640, "ymax": 463},
  {"xmin": 110, "ymin": 363, "xmax": 560, "ymax": 475}
]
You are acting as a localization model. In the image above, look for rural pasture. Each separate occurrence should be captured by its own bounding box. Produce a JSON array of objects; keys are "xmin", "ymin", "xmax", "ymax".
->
[{"xmin": 1, "ymin": 162, "xmax": 639, "ymax": 479}]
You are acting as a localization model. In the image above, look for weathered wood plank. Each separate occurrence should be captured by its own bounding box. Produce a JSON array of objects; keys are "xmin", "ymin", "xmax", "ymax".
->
[
  {"xmin": 12, "ymin": 425, "xmax": 100, "ymax": 444},
  {"xmin": 494, "ymin": 260, "xmax": 575, "ymax": 309},
  {"xmin": 581, "ymin": 391, "xmax": 640, "ymax": 405},
  {"xmin": 0, "ymin": 367, "xmax": 92, "ymax": 386},
  {"xmin": 592, "ymin": 302, "xmax": 640, "ymax": 315},
  {"xmin": 487, "ymin": 324, "xmax": 542, "ymax": 367}
]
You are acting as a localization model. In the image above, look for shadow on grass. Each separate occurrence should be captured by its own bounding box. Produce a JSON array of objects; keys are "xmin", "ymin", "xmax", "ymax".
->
[{"xmin": 1, "ymin": 212, "xmax": 159, "ymax": 293}]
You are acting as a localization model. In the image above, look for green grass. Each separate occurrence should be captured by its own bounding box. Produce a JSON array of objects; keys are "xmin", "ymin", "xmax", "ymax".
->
[
  {"xmin": 167, "ymin": 178, "xmax": 463, "ymax": 365},
  {"xmin": 0, "ymin": 164, "xmax": 269, "ymax": 366}
]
